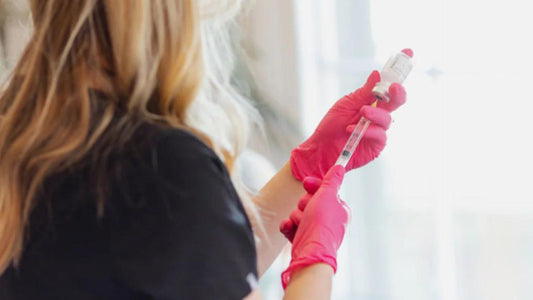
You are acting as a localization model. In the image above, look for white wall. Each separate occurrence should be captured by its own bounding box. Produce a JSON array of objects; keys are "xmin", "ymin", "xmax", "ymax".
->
[{"xmin": 241, "ymin": 0, "xmax": 301, "ymax": 127}]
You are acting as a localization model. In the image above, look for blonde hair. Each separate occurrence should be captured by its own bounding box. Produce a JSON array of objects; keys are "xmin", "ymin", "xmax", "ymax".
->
[{"xmin": 0, "ymin": 0, "xmax": 257, "ymax": 274}]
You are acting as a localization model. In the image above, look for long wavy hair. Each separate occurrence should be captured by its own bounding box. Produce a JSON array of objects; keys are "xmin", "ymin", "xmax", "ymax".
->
[{"xmin": 0, "ymin": 0, "xmax": 257, "ymax": 274}]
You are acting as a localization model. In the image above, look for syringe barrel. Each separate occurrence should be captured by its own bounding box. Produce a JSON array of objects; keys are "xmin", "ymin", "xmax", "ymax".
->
[{"xmin": 334, "ymin": 117, "xmax": 371, "ymax": 167}]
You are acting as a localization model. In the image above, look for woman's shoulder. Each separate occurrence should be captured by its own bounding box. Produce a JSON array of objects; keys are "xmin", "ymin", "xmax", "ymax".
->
[
  {"xmin": 133, "ymin": 122, "xmax": 228, "ymax": 180},
  {"xmin": 133, "ymin": 122, "xmax": 218, "ymax": 160},
  {"xmin": 112, "ymin": 122, "xmax": 235, "ymax": 209},
  {"xmin": 109, "ymin": 122, "xmax": 252, "ymax": 240}
]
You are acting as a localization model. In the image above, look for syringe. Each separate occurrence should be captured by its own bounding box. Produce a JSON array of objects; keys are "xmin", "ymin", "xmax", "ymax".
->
[
  {"xmin": 335, "ymin": 49, "xmax": 413, "ymax": 167},
  {"xmin": 334, "ymin": 107, "xmax": 374, "ymax": 167}
]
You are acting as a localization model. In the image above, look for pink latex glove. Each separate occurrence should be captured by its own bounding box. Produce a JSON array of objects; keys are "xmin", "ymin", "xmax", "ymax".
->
[
  {"xmin": 279, "ymin": 177, "xmax": 322, "ymax": 243},
  {"xmin": 290, "ymin": 49, "xmax": 411, "ymax": 181},
  {"xmin": 280, "ymin": 165, "xmax": 350, "ymax": 289}
]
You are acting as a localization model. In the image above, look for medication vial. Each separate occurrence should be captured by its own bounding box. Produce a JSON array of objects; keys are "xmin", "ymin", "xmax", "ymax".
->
[{"xmin": 372, "ymin": 51, "xmax": 413, "ymax": 102}]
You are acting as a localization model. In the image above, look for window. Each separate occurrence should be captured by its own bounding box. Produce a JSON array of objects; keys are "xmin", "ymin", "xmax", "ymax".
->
[{"xmin": 285, "ymin": 0, "xmax": 533, "ymax": 299}]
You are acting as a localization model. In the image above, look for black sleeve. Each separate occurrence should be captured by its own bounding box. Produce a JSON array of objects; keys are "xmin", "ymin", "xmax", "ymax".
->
[{"xmin": 109, "ymin": 130, "xmax": 257, "ymax": 300}]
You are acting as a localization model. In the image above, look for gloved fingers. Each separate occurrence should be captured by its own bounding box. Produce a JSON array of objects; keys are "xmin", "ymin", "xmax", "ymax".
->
[
  {"xmin": 280, "ymin": 219, "xmax": 292, "ymax": 233},
  {"xmin": 289, "ymin": 208, "xmax": 304, "ymax": 226},
  {"xmin": 361, "ymin": 70, "xmax": 381, "ymax": 98},
  {"xmin": 345, "ymin": 70, "xmax": 381, "ymax": 108},
  {"xmin": 303, "ymin": 177, "xmax": 322, "ymax": 194},
  {"xmin": 280, "ymin": 218, "xmax": 296, "ymax": 242},
  {"xmin": 321, "ymin": 165, "xmax": 346, "ymax": 189},
  {"xmin": 360, "ymin": 106, "xmax": 392, "ymax": 130},
  {"xmin": 377, "ymin": 83, "xmax": 406, "ymax": 112},
  {"xmin": 339, "ymin": 198, "xmax": 352, "ymax": 223},
  {"xmin": 361, "ymin": 125, "xmax": 387, "ymax": 144},
  {"xmin": 345, "ymin": 109, "xmax": 390, "ymax": 133},
  {"xmin": 298, "ymin": 193, "xmax": 313, "ymax": 210}
]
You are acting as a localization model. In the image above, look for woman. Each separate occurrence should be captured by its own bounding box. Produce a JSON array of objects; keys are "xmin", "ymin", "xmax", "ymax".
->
[{"xmin": 0, "ymin": 1, "xmax": 407, "ymax": 299}]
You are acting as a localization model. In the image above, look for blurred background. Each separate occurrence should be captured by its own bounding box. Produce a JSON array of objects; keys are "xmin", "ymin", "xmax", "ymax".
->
[{"xmin": 2, "ymin": 0, "xmax": 532, "ymax": 299}]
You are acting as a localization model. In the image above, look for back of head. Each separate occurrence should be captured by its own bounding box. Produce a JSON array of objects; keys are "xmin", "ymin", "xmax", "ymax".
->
[{"xmin": 0, "ymin": 0, "xmax": 254, "ymax": 274}]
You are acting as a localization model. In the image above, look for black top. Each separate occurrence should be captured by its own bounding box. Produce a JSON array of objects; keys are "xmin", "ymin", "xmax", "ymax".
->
[{"xmin": 0, "ymin": 123, "xmax": 258, "ymax": 300}]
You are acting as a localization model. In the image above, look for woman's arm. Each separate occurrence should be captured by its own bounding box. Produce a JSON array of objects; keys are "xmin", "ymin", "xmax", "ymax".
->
[
  {"xmin": 283, "ymin": 263, "xmax": 333, "ymax": 299},
  {"xmin": 244, "ymin": 263, "xmax": 333, "ymax": 300},
  {"xmin": 252, "ymin": 161, "xmax": 305, "ymax": 276}
]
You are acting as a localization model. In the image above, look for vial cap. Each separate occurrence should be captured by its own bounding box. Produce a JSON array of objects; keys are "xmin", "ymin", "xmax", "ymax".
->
[
  {"xmin": 401, "ymin": 48, "xmax": 414, "ymax": 58},
  {"xmin": 372, "ymin": 82, "xmax": 390, "ymax": 102}
]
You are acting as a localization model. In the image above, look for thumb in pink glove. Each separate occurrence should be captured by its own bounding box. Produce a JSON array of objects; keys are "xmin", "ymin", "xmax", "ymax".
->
[{"xmin": 280, "ymin": 165, "xmax": 350, "ymax": 289}]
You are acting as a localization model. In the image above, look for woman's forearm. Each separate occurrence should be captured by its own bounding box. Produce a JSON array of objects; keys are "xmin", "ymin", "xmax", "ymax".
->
[
  {"xmin": 252, "ymin": 161, "xmax": 305, "ymax": 276},
  {"xmin": 283, "ymin": 263, "xmax": 334, "ymax": 299},
  {"xmin": 243, "ymin": 264, "xmax": 334, "ymax": 300}
]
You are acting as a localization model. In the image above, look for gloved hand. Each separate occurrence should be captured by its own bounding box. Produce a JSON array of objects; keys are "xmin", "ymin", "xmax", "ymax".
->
[
  {"xmin": 280, "ymin": 165, "xmax": 350, "ymax": 289},
  {"xmin": 290, "ymin": 49, "xmax": 411, "ymax": 181}
]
